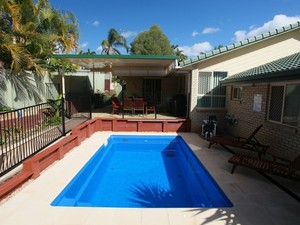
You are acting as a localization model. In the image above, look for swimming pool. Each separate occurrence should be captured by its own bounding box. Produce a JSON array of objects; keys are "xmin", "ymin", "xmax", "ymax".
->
[{"xmin": 51, "ymin": 135, "xmax": 232, "ymax": 208}]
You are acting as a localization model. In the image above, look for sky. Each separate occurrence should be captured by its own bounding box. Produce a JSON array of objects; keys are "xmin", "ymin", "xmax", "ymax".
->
[{"xmin": 49, "ymin": 0, "xmax": 300, "ymax": 58}]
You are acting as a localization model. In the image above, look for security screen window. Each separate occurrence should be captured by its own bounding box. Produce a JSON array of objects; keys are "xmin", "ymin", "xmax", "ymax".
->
[
  {"xmin": 231, "ymin": 86, "xmax": 242, "ymax": 100},
  {"xmin": 269, "ymin": 84, "xmax": 300, "ymax": 127}
]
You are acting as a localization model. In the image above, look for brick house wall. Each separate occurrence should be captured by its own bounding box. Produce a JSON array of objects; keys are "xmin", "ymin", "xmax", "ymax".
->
[
  {"xmin": 189, "ymin": 69, "xmax": 227, "ymax": 133},
  {"xmin": 226, "ymin": 84, "xmax": 300, "ymax": 160},
  {"xmin": 186, "ymin": 26, "xmax": 300, "ymax": 138},
  {"xmin": 189, "ymin": 69, "xmax": 200, "ymax": 132}
]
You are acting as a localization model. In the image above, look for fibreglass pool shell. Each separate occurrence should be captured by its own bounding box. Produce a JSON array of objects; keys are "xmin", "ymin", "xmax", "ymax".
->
[{"xmin": 51, "ymin": 135, "xmax": 233, "ymax": 208}]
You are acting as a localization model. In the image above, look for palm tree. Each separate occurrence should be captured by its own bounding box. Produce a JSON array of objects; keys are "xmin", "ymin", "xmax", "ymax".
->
[
  {"xmin": 101, "ymin": 28, "xmax": 128, "ymax": 55},
  {"xmin": 100, "ymin": 28, "xmax": 128, "ymax": 88},
  {"xmin": 0, "ymin": 0, "xmax": 43, "ymax": 75},
  {"xmin": 0, "ymin": 0, "xmax": 45, "ymax": 103},
  {"xmin": 0, "ymin": 0, "xmax": 79, "ymax": 103},
  {"xmin": 172, "ymin": 44, "xmax": 188, "ymax": 62},
  {"xmin": 79, "ymin": 48, "xmax": 96, "ymax": 55}
]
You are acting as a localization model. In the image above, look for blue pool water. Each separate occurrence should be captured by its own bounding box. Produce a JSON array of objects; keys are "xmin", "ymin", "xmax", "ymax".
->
[{"xmin": 51, "ymin": 135, "xmax": 232, "ymax": 208}]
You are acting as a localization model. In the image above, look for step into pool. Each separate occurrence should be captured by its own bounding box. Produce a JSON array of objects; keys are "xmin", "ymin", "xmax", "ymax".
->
[{"xmin": 51, "ymin": 135, "xmax": 233, "ymax": 208}]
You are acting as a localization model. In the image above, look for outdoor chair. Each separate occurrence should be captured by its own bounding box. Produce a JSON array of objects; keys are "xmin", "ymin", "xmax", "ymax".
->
[
  {"xmin": 133, "ymin": 98, "xmax": 145, "ymax": 115},
  {"xmin": 202, "ymin": 115, "xmax": 217, "ymax": 138},
  {"xmin": 111, "ymin": 97, "xmax": 121, "ymax": 114},
  {"xmin": 207, "ymin": 124, "xmax": 269, "ymax": 157},
  {"xmin": 145, "ymin": 101, "xmax": 156, "ymax": 115},
  {"xmin": 123, "ymin": 98, "xmax": 134, "ymax": 114},
  {"xmin": 228, "ymin": 153, "xmax": 300, "ymax": 180}
]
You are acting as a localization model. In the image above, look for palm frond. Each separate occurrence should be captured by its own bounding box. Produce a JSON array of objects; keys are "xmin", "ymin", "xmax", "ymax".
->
[
  {"xmin": 7, "ymin": 72, "xmax": 30, "ymax": 101},
  {"xmin": 101, "ymin": 28, "xmax": 128, "ymax": 55},
  {"xmin": 7, "ymin": 71, "xmax": 43, "ymax": 103},
  {"xmin": 4, "ymin": 1, "xmax": 22, "ymax": 32},
  {"xmin": 101, "ymin": 40, "xmax": 109, "ymax": 48},
  {"xmin": 2, "ymin": 43, "xmax": 46, "ymax": 77},
  {"xmin": 112, "ymin": 48, "xmax": 121, "ymax": 55},
  {"xmin": 0, "ymin": 71, "xmax": 7, "ymax": 105}
]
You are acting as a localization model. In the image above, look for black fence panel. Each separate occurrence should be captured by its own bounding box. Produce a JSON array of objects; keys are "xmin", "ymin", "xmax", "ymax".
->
[
  {"xmin": 0, "ymin": 101, "xmax": 63, "ymax": 176},
  {"xmin": 0, "ymin": 96, "xmax": 91, "ymax": 177},
  {"xmin": 0, "ymin": 95, "xmax": 91, "ymax": 177}
]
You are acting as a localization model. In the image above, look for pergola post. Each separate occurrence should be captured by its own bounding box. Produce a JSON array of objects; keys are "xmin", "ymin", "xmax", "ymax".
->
[{"xmin": 60, "ymin": 67, "xmax": 66, "ymax": 99}]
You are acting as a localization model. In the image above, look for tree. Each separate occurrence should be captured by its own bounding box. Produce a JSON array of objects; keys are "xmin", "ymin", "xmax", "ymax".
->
[
  {"xmin": 0, "ymin": 0, "xmax": 79, "ymax": 103},
  {"xmin": 172, "ymin": 45, "xmax": 187, "ymax": 62},
  {"xmin": 101, "ymin": 28, "xmax": 128, "ymax": 55},
  {"xmin": 79, "ymin": 48, "xmax": 96, "ymax": 55},
  {"xmin": 214, "ymin": 45, "xmax": 224, "ymax": 50},
  {"xmin": 48, "ymin": 58, "xmax": 78, "ymax": 74},
  {"xmin": 100, "ymin": 29, "xmax": 128, "ymax": 86},
  {"xmin": 130, "ymin": 25, "xmax": 174, "ymax": 55},
  {"xmin": 0, "ymin": 0, "xmax": 79, "ymax": 75}
]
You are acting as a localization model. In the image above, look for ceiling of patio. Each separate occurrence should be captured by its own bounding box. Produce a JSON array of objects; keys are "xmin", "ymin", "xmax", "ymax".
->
[{"xmin": 54, "ymin": 54, "xmax": 182, "ymax": 77}]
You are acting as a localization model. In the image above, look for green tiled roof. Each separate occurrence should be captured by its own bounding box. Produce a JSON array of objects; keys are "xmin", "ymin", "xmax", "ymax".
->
[
  {"xmin": 221, "ymin": 52, "xmax": 300, "ymax": 84},
  {"xmin": 53, "ymin": 54, "xmax": 178, "ymax": 60},
  {"xmin": 179, "ymin": 21, "xmax": 300, "ymax": 67}
]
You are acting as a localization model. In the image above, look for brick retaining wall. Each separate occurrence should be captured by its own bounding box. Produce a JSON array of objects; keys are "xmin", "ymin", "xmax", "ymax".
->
[{"xmin": 0, "ymin": 117, "xmax": 190, "ymax": 200}]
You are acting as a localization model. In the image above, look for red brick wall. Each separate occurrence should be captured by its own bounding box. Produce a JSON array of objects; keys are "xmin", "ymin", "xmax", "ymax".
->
[
  {"xmin": 226, "ymin": 84, "xmax": 300, "ymax": 160},
  {"xmin": 193, "ymin": 109, "xmax": 227, "ymax": 134}
]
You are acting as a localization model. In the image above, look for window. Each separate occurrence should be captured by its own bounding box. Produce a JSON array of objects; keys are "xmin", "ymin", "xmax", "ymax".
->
[
  {"xmin": 231, "ymin": 86, "xmax": 242, "ymax": 100},
  {"xmin": 197, "ymin": 71, "xmax": 227, "ymax": 108},
  {"xmin": 268, "ymin": 84, "xmax": 300, "ymax": 127}
]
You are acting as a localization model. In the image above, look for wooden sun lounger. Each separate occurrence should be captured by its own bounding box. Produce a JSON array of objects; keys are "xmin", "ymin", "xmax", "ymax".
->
[
  {"xmin": 207, "ymin": 124, "xmax": 269, "ymax": 157},
  {"xmin": 228, "ymin": 153, "xmax": 300, "ymax": 180}
]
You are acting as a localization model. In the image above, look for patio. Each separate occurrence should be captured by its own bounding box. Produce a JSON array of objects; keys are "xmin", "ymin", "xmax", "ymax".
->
[
  {"xmin": 0, "ymin": 131, "xmax": 299, "ymax": 225},
  {"xmin": 92, "ymin": 104, "xmax": 182, "ymax": 119}
]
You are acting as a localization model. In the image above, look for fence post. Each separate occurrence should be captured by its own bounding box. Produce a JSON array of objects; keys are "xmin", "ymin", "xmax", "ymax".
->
[
  {"xmin": 61, "ymin": 97, "xmax": 66, "ymax": 136},
  {"xmin": 89, "ymin": 92, "xmax": 92, "ymax": 119}
]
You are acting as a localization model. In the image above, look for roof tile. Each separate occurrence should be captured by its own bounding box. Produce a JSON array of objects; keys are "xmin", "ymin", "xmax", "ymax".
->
[
  {"xmin": 221, "ymin": 52, "xmax": 300, "ymax": 84},
  {"xmin": 180, "ymin": 21, "xmax": 300, "ymax": 67}
]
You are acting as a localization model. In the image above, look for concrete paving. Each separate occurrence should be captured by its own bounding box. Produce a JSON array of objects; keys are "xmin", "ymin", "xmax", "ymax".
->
[{"xmin": 0, "ymin": 132, "xmax": 299, "ymax": 225}]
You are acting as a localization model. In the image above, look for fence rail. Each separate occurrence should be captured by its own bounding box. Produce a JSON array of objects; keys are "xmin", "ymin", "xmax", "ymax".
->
[{"xmin": 0, "ymin": 96, "xmax": 91, "ymax": 177}]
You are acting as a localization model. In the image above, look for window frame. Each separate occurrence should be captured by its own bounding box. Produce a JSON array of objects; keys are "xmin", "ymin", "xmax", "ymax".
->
[
  {"xmin": 268, "ymin": 82, "xmax": 300, "ymax": 128},
  {"xmin": 231, "ymin": 86, "xmax": 242, "ymax": 101},
  {"xmin": 197, "ymin": 71, "xmax": 227, "ymax": 109}
]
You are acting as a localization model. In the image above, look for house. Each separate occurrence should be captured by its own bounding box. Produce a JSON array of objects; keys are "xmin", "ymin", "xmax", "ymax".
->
[
  {"xmin": 221, "ymin": 52, "xmax": 300, "ymax": 159},
  {"xmin": 54, "ymin": 21, "xmax": 300, "ymax": 159},
  {"xmin": 180, "ymin": 21, "xmax": 300, "ymax": 159}
]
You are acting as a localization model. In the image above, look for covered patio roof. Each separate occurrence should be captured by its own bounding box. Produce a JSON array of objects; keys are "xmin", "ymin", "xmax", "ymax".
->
[{"xmin": 53, "ymin": 54, "xmax": 179, "ymax": 77}]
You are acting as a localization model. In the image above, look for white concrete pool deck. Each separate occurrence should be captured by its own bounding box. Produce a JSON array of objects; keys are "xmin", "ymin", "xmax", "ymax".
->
[{"xmin": 0, "ymin": 132, "xmax": 299, "ymax": 225}]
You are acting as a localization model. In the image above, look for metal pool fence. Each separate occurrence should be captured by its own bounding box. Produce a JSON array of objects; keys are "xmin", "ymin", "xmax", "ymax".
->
[{"xmin": 0, "ymin": 97, "xmax": 91, "ymax": 177}]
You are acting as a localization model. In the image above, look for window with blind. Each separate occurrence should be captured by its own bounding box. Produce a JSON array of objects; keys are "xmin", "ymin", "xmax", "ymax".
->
[
  {"xmin": 197, "ymin": 71, "xmax": 227, "ymax": 108},
  {"xmin": 268, "ymin": 84, "xmax": 300, "ymax": 127}
]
